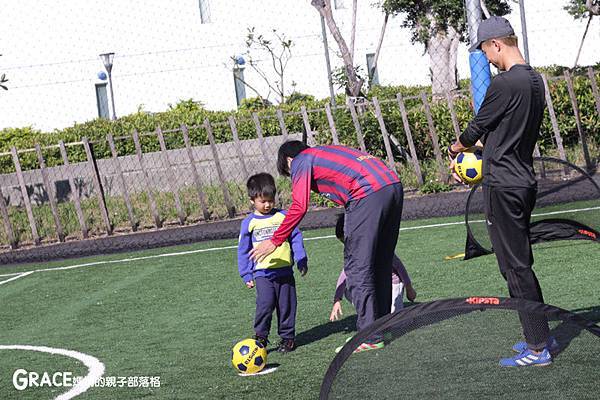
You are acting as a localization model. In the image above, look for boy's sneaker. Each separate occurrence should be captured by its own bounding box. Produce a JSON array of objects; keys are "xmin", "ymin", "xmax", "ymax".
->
[
  {"xmin": 276, "ymin": 339, "xmax": 296, "ymax": 353},
  {"xmin": 253, "ymin": 335, "xmax": 269, "ymax": 349},
  {"xmin": 512, "ymin": 336, "xmax": 559, "ymax": 354},
  {"xmin": 499, "ymin": 348, "xmax": 552, "ymax": 367}
]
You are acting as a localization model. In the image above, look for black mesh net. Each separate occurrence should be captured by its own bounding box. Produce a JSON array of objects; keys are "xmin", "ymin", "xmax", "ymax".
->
[
  {"xmin": 320, "ymin": 297, "xmax": 600, "ymax": 400},
  {"xmin": 465, "ymin": 157, "xmax": 600, "ymax": 260}
]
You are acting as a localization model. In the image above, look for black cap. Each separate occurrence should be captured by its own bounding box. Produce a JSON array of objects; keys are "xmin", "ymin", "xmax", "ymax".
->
[{"xmin": 469, "ymin": 16, "xmax": 515, "ymax": 52}]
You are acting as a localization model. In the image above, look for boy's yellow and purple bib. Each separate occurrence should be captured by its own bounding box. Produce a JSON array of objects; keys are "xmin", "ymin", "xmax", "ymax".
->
[
  {"xmin": 247, "ymin": 211, "xmax": 293, "ymax": 270},
  {"xmin": 237, "ymin": 209, "xmax": 307, "ymax": 283}
]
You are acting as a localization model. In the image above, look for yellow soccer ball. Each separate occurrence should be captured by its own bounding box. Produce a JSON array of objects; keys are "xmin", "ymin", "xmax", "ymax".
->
[
  {"xmin": 454, "ymin": 148, "xmax": 483, "ymax": 185},
  {"xmin": 231, "ymin": 338, "xmax": 267, "ymax": 374}
]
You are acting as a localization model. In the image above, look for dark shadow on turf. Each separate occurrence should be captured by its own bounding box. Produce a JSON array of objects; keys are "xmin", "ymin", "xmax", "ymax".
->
[
  {"xmin": 548, "ymin": 305, "xmax": 600, "ymax": 357},
  {"xmin": 295, "ymin": 302, "xmax": 424, "ymax": 348},
  {"xmin": 295, "ymin": 315, "xmax": 358, "ymax": 348},
  {"xmin": 573, "ymin": 305, "xmax": 600, "ymax": 323},
  {"xmin": 533, "ymin": 240, "xmax": 598, "ymax": 251}
]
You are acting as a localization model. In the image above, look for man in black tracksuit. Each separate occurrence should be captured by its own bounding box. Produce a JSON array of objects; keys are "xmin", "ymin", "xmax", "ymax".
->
[{"xmin": 449, "ymin": 16, "xmax": 552, "ymax": 367}]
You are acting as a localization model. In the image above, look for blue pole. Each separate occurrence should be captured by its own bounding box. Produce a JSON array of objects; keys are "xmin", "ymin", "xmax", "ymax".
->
[
  {"xmin": 465, "ymin": 0, "xmax": 491, "ymax": 115},
  {"xmin": 469, "ymin": 50, "xmax": 492, "ymax": 114}
]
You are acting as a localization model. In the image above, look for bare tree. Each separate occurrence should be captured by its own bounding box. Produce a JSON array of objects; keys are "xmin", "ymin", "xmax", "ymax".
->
[
  {"xmin": 368, "ymin": 12, "xmax": 389, "ymax": 87},
  {"xmin": 349, "ymin": 0, "xmax": 358, "ymax": 64},
  {"xmin": 235, "ymin": 27, "xmax": 295, "ymax": 104},
  {"xmin": 566, "ymin": 0, "xmax": 600, "ymax": 68},
  {"xmin": 312, "ymin": 0, "xmax": 364, "ymax": 98}
]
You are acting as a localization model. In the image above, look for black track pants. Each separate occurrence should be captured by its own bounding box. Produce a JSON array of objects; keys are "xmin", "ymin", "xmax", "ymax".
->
[
  {"xmin": 484, "ymin": 185, "xmax": 550, "ymax": 350},
  {"xmin": 343, "ymin": 183, "xmax": 404, "ymax": 332}
]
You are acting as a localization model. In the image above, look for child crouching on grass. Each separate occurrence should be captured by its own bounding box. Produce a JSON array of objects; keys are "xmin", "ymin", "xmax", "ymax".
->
[{"xmin": 237, "ymin": 173, "xmax": 308, "ymax": 353}]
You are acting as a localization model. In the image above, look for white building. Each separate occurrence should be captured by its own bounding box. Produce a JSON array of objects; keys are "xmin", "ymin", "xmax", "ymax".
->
[{"xmin": 1, "ymin": 0, "xmax": 598, "ymax": 131}]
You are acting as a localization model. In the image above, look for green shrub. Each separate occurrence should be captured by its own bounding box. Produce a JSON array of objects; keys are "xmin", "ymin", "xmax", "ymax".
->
[
  {"xmin": 419, "ymin": 180, "xmax": 453, "ymax": 194},
  {"xmin": 1, "ymin": 67, "xmax": 598, "ymax": 178}
]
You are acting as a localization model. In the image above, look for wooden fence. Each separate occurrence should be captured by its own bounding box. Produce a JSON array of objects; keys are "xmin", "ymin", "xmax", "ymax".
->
[{"xmin": 0, "ymin": 68, "xmax": 598, "ymax": 250}]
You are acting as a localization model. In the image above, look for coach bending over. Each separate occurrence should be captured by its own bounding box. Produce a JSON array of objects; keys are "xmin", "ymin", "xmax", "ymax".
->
[{"xmin": 250, "ymin": 141, "xmax": 403, "ymax": 352}]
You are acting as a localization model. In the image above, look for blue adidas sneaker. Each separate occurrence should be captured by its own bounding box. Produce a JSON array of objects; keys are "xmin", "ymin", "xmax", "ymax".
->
[
  {"xmin": 499, "ymin": 348, "xmax": 552, "ymax": 367},
  {"xmin": 512, "ymin": 337, "xmax": 559, "ymax": 354}
]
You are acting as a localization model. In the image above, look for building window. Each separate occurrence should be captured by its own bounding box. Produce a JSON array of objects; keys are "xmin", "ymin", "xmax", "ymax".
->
[
  {"xmin": 366, "ymin": 53, "xmax": 379, "ymax": 86},
  {"xmin": 95, "ymin": 82, "xmax": 110, "ymax": 119},
  {"xmin": 199, "ymin": 0, "xmax": 211, "ymax": 23},
  {"xmin": 334, "ymin": 0, "xmax": 346, "ymax": 9}
]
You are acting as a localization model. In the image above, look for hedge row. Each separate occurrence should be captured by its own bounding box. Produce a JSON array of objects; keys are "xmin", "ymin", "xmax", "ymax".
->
[{"xmin": 1, "ymin": 66, "xmax": 598, "ymax": 175}]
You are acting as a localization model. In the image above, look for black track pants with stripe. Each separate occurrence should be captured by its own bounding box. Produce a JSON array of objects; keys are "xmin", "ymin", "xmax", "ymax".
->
[{"xmin": 484, "ymin": 185, "xmax": 550, "ymax": 350}]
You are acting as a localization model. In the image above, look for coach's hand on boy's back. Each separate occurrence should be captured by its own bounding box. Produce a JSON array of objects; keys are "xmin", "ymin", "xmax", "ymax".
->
[{"xmin": 250, "ymin": 239, "xmax": 276, "ymax": 262}]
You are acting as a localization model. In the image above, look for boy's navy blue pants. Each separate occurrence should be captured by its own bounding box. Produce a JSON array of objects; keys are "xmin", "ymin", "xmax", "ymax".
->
[
  {"xmin": 254, "ymin": 275, "xmax": 297, "ymax": 340},
  {"xmin": 343, "ymin": 182, "xmax": 404, "ymax": 332},
  {"xmin": 484, "ymin": 185, "xmax": 550, "ymax": 350}
]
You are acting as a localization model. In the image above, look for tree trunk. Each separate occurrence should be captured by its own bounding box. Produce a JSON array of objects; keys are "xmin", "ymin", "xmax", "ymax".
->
[
  {"xmin": 586, "ymin": 0, "xmax": 600, "ymax": 15},
  {"xmin": 427, "ymin": 26, "xmax": 460, "ymax": 95},
  {"xmin": 369, "ymin": 13, "xmax": 389, "ymax": 86},
  {"xmin": 350, "ymin": 0, "xmax": 357, "ymax": 64},
  {"xmin": 312, "ymin": 0, "xmax": 363, "ymax": 97}
]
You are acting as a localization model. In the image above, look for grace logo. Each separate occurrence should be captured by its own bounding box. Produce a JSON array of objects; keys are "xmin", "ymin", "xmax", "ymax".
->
[{"xmin": 12, "ymin": 369, "xmax": 75, "ymax": 391}]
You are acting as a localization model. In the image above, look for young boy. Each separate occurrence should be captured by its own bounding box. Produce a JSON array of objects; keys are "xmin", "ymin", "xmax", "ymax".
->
[
  {"xmin": 238, "ymin": 173, "xmax": 308, "ymax": 353},
  {"xmin": 329, "ymin": 214, "xmax": 416, "ymax": 337}
]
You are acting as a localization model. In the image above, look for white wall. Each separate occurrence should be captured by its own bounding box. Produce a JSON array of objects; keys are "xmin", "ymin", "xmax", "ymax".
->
[{"xmin": 0, "ymin": 0, "xmax": 598, "ymax": 131}]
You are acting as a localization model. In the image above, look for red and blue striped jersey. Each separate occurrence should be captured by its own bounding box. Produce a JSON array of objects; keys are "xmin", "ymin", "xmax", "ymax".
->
[{"xmin": 271, "ymin": 145, "xmax": 399, "ymax": 246}]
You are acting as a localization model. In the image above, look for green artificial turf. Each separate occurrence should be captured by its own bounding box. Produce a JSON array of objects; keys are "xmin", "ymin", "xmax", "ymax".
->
[{"xmin": 0, "ymin": 213, "xmax": 598, "ymax": 399}]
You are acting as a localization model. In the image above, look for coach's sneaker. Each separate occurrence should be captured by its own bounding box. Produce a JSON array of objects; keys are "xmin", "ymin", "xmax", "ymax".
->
[
  {"xmin": 499, "ymin": 348, "xmax": 552, "ymax": 367},
  {"xmin": 335, "ymin": 337, "xmax": 385, "ymax": 353},
  {"xmin": 276, "ymin": 339, "xmax": 296, "ymax": 353},
  {"xmin": 353, "ymin": 341, "xmax": 385, "ymax": 354},
  {"xmin": 512, "ymin": 336, "xmax": 559, "ymax": 354}
]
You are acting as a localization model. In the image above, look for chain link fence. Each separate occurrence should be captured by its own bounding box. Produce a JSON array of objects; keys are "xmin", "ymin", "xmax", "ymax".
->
[
  {"xmin": 2, "ymin": 1, "xmax": 598, "ymax": 131},
  {"xmin": 2, "ymin": 73, "xmax": 599, "ymax": 252},
  {"xmin": 1, "ymin": 1, "xmax": 599, "ymax": 254}
]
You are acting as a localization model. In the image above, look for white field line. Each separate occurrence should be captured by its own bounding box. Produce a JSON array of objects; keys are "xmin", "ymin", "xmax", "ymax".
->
[
  {"xmin": 532, "ymin": 206, "xmax": 600, "ymax": 217},
  {"xmin": 0, "ymin": 271, "xmax": 24, "ymax": 277},
  {"xmin": 0, "ymin": 205, "xmax": 597, "ymax": 279},
  {"xmin": 0, "ymin": 245, "xmax": 238, "ymax": 278},
  {"xmin": 0, "ymin": 344, "xmax": 105, "ymax": 400},
  {"xmin": 468, "ymin": 206, "xmax": 600, "ymax": 224},
  {"xmin": 0, "ymin": 271, "xmax": 34, "ymax": 286}
]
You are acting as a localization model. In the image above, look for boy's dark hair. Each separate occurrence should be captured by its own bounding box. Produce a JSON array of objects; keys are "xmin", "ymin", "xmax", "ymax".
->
[
  {"xmin": 247, "ymin": 173, "xmax": 276, "ymax": 199},
  {"xmin": 277, "ymin": 140, "xmax": 310, "ymax": 177},
  {"xmin": 335, "ymin": 213, "xmax": 345, "ymax": 241}
]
